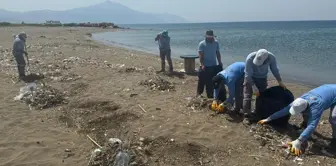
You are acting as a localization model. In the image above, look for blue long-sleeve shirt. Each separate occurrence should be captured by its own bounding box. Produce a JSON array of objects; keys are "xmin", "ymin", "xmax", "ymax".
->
[
  {"xmin": 244, "ymin": 51, "xmax": 282, "ymax": 86},
  {"xmin": 269, "ymin": 84, "xmax": 336, "ymax": 142},
  {"xmin": 213, "ymin": 62, "xmax": 245, "ymax": 104}
]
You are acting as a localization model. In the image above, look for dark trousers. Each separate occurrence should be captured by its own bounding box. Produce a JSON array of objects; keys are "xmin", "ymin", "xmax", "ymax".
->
[
  {"xmin": 212, "ymin": 75, "xmax": 227, "ymax": 102},
  {"xmin": 242, "ymin": 77, "xmax": 268, "ymax": 114},
  {"xmin": 197, "ymin": 65, "xmax": 223, "ymax": 98},
  {"xmin": 13, "ymin": 54, "xmax": 26, "ymax": 77},
  {"xmin": 330, "ymin": 105, "xmax": 336, "ymax": 139},
  {"xmin": 234, "ymin": 75, "xmax": 244, "ymax": 112},
  {"xmin": 159, "ymin": 49, "xmax": 173, "ymax": 72}
]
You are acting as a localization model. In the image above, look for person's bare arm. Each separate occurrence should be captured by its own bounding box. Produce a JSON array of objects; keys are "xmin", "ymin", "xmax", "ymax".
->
[
  {"xmin": 216, "ymin": 51, "xmax": 222, "ymax": 64},
  {"xmin": 199, "ymin": 51, "xmax": 204, "ymax": 67},
  {"xmin": 216, "ymin": 42, "xmax": 222, "ymax": 65},
  {"xmin": 198, "ymin": 42, "xmax": 205, "ymax": 69}
]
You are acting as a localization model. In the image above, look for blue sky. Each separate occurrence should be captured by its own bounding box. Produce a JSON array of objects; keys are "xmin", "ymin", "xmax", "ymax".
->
[{"xmin": 0, "ymin": 0, "xmax": 335, "ymax": 22}]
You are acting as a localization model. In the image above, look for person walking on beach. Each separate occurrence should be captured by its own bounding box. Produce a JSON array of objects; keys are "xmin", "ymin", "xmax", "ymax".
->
[
  {"xmin": 155, "ymin": 30, "xmax": 173, "ymax": 73},
  {"xmin": 259, "ymin": 84, "xmax": 336, "ymax": 156},
  {"xmin": 197, "ymin": 30, "xmax": 223, "ymax": 98},
  {"xmin": 211, "ymin": 62, "xmax": 245, "ymax": 113},
  {"xmin": 243, "ymin": 49, "xmax": 286, "ymax": 122},
  {"xmin": 12, "ymin": 32, "xmax": 28, "ymax": 79}
]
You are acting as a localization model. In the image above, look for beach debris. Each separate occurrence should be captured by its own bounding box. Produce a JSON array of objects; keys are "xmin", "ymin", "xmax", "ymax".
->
[
  {"xmin": 43, "ymin": 68, "xmax": 81, "ymax": 82},
  {"xmin": 140, "ymin": 75, "xmax": 175, "ymax": 91},
  {"xmin": 119, "ymin": 66, "xmax": 143, "ymax": 73},
  {"xmin": 321, "ymin": 148, "xmax": 334, "ymax": 157},
  {"xmin": 293, "ymin": 157, "xmax": 304, "ymax": 165},
  {"xmin": 130, "ymin": 93, "xmax": 138, "ymax": 97},
  {"xmin": 251, "ymin": 124, "xmax": 310, "ymax": 160},
  {"xmin": 114, "ymin": 151, "xmax": 130, "ymax": 166},
  {"xmin": 186, "ymin": 96, "xmax": 212, "ymax": 110},
  {"xmin": 59, "ymin": 73, "xmax": 82, "ymax": 82},
  {"xmin": 138, "ymin": 104, "xmax": 147, "ymax": 113},
  {"xmin": 65, "ymin": 149, "xmax": 72, "ymax": 152},
  {"xmin": 63, "ymin": 56, "xmax": 80, "ymax": 63},
  {"xmin": 14, "ymin": 83, "xmax": 37, "ymax": 101},
  {"xmin": 14, "ymin": 82, "xmax": 68, "ymax": 109},
  {"xmin": 88, "ymin": 137, "xmax": 135, "ymax": 166},
  {"xmin": 109, "ymin": 138, "xmax": 122, "ymax": 147},
  {"xmin": 87, "ymin": 135, "xmax": 103, "ymax": 149}
]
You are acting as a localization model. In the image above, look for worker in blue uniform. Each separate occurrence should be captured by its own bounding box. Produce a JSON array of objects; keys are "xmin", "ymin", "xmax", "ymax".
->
[
  {"xmin": 259, "ymin": 84, "xmax": 336, "ymax": 156},
  {"xmin": 211, "ymin": 62, "xmax": 245, "ymax": 113}
]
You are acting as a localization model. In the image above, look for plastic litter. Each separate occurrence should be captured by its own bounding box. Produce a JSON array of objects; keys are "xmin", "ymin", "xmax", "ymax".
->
[
  {"xmin": 14, "ymin": 82, "xmax": 67, "ymax": 109},
  {"xmin": 109, "ymin": 138, "xmax": 122, "ymax": 146},
  {"xmin": 114, "ymin": 151, "xmax": 130, "ymax": 166},
  {"xmin": 14, "ymin": 83, "xmax": 37, "ymax": 101},
  {"xmin": 92, "ymin": 148, "xmax": 102, "ymax": 159}
]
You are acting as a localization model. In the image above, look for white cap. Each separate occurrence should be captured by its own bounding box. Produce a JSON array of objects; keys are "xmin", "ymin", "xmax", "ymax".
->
[
  {"xmin": 289, "ymin": 98, "xmax": 308, "ymax": 116},
  {"xmin": 253, "ymin": 49, "xmax": 269, "ymax": 66}
]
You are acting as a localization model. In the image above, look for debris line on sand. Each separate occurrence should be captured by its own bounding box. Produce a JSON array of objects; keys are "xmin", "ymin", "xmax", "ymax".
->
[{"xmin": 140, "ymin": 75, "xmax": 175, "ymax": 91}]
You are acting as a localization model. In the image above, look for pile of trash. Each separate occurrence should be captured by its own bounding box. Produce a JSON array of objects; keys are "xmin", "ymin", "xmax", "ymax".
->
[
  {"xmin": 88, "ymin": 137, "xmax": 140, "ymax": 166},
  {"xmin": 119, "ymin": 67, "xmax": 143, "ymax": 73},
  {"xmin": 62, "ymin": 56, "xmax": 81, "ymax": 64},
  {"xmin": 251, "ymin": 125, "xmax": 287, "ymax": 147},
  {"xmin": 53, "ymin": 73, "xmax": 82, "ymax": 82},
  {"xmin": 39, "ymin": 64, "xmax": 82, "ymax": 82},
  {"xmin": 250, "ymin": 124, "xmax": 308, "ymax": 155},
  {"xmin": 140, "ymin": 76, "xmax": 175, "ymax": 91},
  {"xmin": 14, "ymin": 82, "xmax": 68, "ymax": 109},
  {"xmin": 186, "ymin": 96, "xmax": 212, "ymax": 110}
]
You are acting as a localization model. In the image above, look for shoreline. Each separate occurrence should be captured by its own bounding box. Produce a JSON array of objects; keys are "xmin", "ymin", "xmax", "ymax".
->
[
  {"xmin": 1, "ymin": 26, "xmax": 333, "ymax": 165},
  {"xmin": 91, "ymin": 30, "xmax": 317, "ymax": 88}
]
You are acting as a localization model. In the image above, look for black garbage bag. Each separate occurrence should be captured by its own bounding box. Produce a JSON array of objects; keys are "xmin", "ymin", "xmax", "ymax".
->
[{"xmin": 255, "ymin": 86, "xmax": 294, "ymax": 128}]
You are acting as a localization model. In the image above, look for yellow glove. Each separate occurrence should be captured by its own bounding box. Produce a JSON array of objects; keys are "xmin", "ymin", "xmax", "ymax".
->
[
  {"xmin": 287, "ymin": 139, "xmax": 302, "ymax": 156},
  {"xmin": 217, "ymin": 103, "xmax": 225, "ymax": 113},
  {"xmin": 211, "ymin": 100, "xmax": 218, "ymax": 111}
]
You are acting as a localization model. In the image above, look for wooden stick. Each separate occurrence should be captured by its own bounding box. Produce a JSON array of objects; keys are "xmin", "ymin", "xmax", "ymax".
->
[
  {"xmin": 248, "ymin": 155, "xmax": 264, "ymax": 158},
  {"xmin": 10, "ymin": 78, "xmax": 16, "ymax": 84},
  {"xmin": 138, "ymin": 104, "xmax": 147, "ymax": 113},
  {"xmin": 86, "ymin": 135, "xmax": 102, "ymax": 149}
]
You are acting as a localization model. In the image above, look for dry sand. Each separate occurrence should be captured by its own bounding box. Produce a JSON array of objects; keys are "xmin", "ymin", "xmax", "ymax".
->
[{"xmin": 0, "ymin": 26, "xmax": 335, "ymax": 166}]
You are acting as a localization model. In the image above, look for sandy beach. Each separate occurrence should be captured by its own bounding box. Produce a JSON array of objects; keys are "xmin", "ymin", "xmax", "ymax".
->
[{"xmin": 0, "ymin": 26, "xmax": 335, "ymax": 166}]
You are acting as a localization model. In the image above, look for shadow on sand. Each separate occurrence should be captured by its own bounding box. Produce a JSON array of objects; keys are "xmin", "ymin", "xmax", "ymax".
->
[{"xmin": 21, "ymin": 73, "xmax": 45, "ymax": 83}]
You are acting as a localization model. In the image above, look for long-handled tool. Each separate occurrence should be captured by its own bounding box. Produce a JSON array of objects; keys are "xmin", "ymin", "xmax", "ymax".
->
[{"xmin": 24, "ymin": 43, "xmax": 30, "ymax": 75}]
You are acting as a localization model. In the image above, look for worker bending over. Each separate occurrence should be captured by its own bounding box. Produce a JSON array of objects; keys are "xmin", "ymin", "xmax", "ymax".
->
[
  {"xmin": 259, "ymin": 84, "xmax": 336, "ymax": 156},
  {"xmin": 211, "ymin": 62, "xmax": 245, "ymax": 113}
]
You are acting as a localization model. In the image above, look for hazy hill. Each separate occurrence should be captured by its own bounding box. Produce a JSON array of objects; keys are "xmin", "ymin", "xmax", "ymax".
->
[{"xmin": 0, "ymin": 1, "xmax": 187, "ymax": 24}]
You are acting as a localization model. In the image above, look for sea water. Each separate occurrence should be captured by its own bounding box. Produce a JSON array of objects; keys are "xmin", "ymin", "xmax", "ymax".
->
[{"xmin": 92, "ymin": 21, "xmax": 336, "ymax": 86}]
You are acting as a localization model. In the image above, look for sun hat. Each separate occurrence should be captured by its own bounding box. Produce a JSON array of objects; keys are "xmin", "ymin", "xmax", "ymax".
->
[
  {"xmin": 205, "ymin": 30, "xmax": 216, "ymax": 38},
  {"xmin": 253, "ymin": 49, "xmax": 269, "ymax": 66},
  {"xmin": 161, "ymin": 30, "xmax": 168, "ymax": 37},
  {"xmin": 18, "ymin": 31, "xmax": 27, "ymax": 38},
  {"xmin": 289, "ymin": 98, "xmax": 308, "ymax": 116}
]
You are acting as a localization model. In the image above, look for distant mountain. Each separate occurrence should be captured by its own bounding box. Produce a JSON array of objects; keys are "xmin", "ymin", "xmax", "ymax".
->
[{"xmin": 0, "ymin": 1, "xmax": 188, "ymax": 24}]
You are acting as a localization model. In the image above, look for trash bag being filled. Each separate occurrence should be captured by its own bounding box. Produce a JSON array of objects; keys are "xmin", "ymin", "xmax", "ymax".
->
[{"xmin": 255, "ymin": 86, "xmax": 294, "ymax": 128}]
